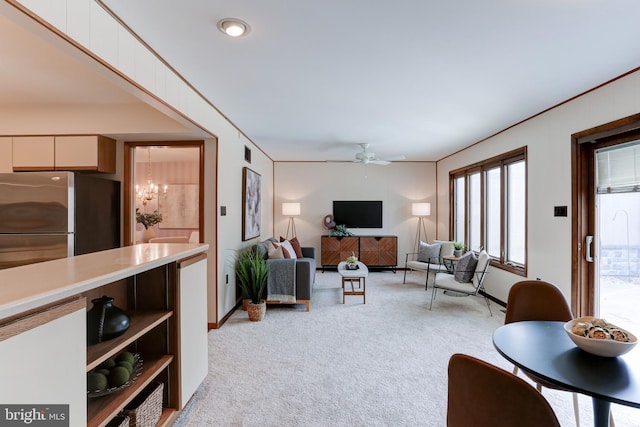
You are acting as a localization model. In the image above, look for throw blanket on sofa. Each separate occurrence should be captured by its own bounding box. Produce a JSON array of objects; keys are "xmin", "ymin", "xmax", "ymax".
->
[{"xmin": 267, "ymin": 258, "xmax": 297, "ymax": 302}]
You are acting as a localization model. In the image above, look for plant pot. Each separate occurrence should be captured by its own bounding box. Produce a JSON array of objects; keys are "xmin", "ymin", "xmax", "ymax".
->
[
  {"xmin": 247, "ymin": 301, "xmax": 266, "ymax": 321},
  {"xmin": 242, "ymin": 298, "xmax": 250, "ymax": 311},
  {"xmin": 141, "ymin": 227, "xmax": 155, "ymax": 243},
  {"xmin": 453, "ymin": 249, "xmax": 463, "ymax": 257}
]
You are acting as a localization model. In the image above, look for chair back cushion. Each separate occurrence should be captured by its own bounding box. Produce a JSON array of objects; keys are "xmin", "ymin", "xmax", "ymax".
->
[
  {"xmin": 453, "ymin": 251, "xmax": 477, "ymax": 283},
  {"xmin": 447, "ymin": 354, "xmax": 561, "ymax": 427},
  {"xmin": 505, "ymin": 280, "xmax": 573, "ymax": 324},
  {"xmin": 418, "ymin": 241, "xmax": 441, "ymax": 262},
  {"xmin": 434, "ymin": 240, "xmax": 454, "ymax": 259},
  {"xmin": 472, "ymin": 250, "xmax": 490, "ymax": 288}
]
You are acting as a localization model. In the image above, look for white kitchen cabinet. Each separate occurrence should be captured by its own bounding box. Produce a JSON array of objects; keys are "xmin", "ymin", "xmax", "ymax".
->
[
  {"xmin": 11, "ymin": 135, "xmax": 115, "ymax": 172},
  {"xmin": 177, "ymin": 253, "xmax": 209, "ymax": 408},
  {"xmin": 0, "ymin": 298, "xmax": 87, "ymax": 427},
  {"xmin": 55, "ymin": 135, "xmax": 116, "ymax": 173},
  {"xmin": 0, "ymin": 137, "xmax": 12, "ymax": 172},
  {"xmin": 12, "ymin": 136, "xmax": 55, "ymax": 170}
]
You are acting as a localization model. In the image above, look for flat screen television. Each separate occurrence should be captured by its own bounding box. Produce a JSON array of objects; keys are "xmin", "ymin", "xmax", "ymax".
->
[{"xmin": 333, "ymin": 200, "xmax": 383, "ymax": 228}]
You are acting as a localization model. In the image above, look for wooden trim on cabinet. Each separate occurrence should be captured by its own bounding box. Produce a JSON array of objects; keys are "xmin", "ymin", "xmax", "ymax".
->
[{"xmin": 0, "ymin": 297, "xmax": 86, "ymax": 342}]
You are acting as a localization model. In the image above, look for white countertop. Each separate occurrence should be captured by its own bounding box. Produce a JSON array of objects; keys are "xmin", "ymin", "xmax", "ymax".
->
[{"xmin": 0, "ymin": 243, "xmax": 209, "ymax": 321}]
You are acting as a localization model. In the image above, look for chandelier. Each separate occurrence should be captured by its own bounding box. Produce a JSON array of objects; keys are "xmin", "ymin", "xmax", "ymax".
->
[{"xmin": 136, "ymin": 148, "xmax": 167, "ymax": 206}]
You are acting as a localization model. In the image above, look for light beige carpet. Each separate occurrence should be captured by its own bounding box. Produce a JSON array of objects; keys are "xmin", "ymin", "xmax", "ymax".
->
[{"xmin": 174, "ymin": 270, "xmax": 640, "ymax": 427}]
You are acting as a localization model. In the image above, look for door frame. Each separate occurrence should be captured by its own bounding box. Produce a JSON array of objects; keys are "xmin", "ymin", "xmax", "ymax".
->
[
  {"xmin": 124, "ymin": 141, "xmax": 205, "ymax": 246},
  {"xmin": 572, "ymin": 113, "xmax": 640, "ymax": 316}
]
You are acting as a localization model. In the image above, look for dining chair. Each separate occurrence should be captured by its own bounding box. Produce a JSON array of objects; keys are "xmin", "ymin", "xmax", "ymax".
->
[
  {"xmin": 505, "ymin": 280, "xmax": 615, "ymax": 427},
  {"xmin": 447, "ymin": 353, "xmax": 561, "ymax": 427}
]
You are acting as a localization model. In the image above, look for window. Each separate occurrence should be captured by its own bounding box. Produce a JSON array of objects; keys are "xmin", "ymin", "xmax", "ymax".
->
[{"xmin": 450, "ymin": 147, "xmax": 527, "ymax": 275}]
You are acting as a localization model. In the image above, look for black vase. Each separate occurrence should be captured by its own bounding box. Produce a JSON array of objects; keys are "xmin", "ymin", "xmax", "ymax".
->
[{"xmin": 87, "ymin": 296, "xmax": 130, "ymax": 345}]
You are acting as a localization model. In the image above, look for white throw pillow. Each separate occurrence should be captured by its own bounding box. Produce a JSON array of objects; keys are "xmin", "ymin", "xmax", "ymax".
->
[{"xmin": 277, "ymin": 239, "xmax": 298, "ymax": 259}]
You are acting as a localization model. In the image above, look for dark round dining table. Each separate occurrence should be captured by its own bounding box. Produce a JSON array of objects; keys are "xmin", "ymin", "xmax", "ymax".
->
[{"xmin": 493, "ymin": 321, "xmax": 640, "ymax": 427}]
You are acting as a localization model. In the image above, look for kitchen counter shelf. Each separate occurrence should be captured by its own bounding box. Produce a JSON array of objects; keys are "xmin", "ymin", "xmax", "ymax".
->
[
  {"xmin": 0, "ymin": 244, "xmax": 208, "ymax": 427},
  {"xmin": 87, "ymin": 310, "xmax": 173, "ymax": 371},
  {"xmin": 87, "ymin": 354, "xmax": 173, "ymax": 427}
]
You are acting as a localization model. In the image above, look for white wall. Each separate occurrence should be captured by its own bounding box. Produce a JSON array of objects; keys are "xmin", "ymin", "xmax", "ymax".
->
[
  {"xmin": 217, "ymin": 136, "xmax": 273, "ymax": 323},
  {"xmin": 437, "ymin": 70, "xmax": 640, "ymax": 303},
  {"xmin": 274, "ymin": 162, "xmax": 436, "ymax": 263},
  {"xmin": 9, "ymin": 0, "xmax": 276, "ymax": 325}
]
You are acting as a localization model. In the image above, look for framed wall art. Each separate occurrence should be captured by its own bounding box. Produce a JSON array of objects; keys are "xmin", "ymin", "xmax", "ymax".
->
[
  {"xmin": 242, "ymin": 167, "xmax": 261, "ymax": 241},
  {"xmin": 158, "ymin": 184, "xmax": 199, "ymax": 229}
]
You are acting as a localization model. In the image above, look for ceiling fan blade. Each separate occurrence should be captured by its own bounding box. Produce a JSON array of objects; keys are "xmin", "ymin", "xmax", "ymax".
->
[
  {"xmin": 369, "ymin": 160, "xmax": 391, "ymax": 165},
  {"xmin": 380, "ymin": 155, "xmax": 406, "ymax": 161}
]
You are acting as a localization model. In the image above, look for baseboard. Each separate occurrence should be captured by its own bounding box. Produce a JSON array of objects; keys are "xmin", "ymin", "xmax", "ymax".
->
[
  {"xmin": 479, "ymin": 290, "xmax": 506, "ymax": 308},
  {"xmin": 208, "ymin": 299, "xmax": 243, "ymax": 329}
]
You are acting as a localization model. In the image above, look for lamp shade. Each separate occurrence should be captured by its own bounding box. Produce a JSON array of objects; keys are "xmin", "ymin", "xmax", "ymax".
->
[
  {"xmin": 282, "ymin": 202, "xmax": 301, "ymax": 216},
  {"xmin": 412, "ymin": 202, "xmax": 431, "ymax": 217}
]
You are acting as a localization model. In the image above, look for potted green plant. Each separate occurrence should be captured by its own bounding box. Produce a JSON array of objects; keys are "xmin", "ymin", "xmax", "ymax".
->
[
  {"xmin": 329, "ymin": 224, "xmax": 354, "ymax": 237},
  {"xmin": 453, "ymin": 242, "xmax": 464, "ymax": 257},
  {"xmin": 235, "ymin": 249, "xmax": 269, "ymax": 321},
  {"xmin": 136, "ymin": 208, "xmax": 163, "ymax": 229}
]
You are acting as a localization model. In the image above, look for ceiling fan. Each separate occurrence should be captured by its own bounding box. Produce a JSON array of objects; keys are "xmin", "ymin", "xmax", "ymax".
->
[{"xmin": 353, "ymin": 143, "xmax": 405, "ymax": 165}]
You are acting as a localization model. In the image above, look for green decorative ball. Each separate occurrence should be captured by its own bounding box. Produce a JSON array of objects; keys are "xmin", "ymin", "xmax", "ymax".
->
[
  {"xmin": 98, "ymin": 358, "xmax": 116, "ymax": 370},
  {"xmin": 116, "ymin": 351, "xmax": 135, "ymax": 365},
  {"xmin": 108, "ymin": 366, "xmax": 130, "ymax": 387},
  {"xmin": 87, "ymin": 372, "xmax": 108, "ymax": 391},
  {"xmin": 117, "ymin": 360, "xmax": 133, "ymax": 375}
]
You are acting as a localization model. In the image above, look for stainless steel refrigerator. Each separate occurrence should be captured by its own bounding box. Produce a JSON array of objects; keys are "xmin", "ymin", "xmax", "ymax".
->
[{"xmin": 0, "ymin": 172, "xmax": 120, "ymax": 269}]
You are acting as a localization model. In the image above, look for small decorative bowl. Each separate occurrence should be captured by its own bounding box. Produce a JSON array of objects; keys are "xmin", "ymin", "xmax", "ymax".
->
[{"xmin": 564, "ymin": 317, "xmax": 637, "ymax": 357}]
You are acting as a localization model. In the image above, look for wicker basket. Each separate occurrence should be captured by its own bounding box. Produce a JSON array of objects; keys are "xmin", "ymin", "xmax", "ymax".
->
[{"xmin": 123, "ymin": 382, "xmax": 164, "ymax": 427}]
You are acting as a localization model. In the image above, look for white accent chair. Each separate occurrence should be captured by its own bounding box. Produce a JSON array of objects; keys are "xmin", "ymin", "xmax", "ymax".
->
[
  {"xmin": 404, "ymin": 240, "xmax": 455, "ymax": 289},
  {"xmin": 429, "ymin": 250, "xmax": 492, "ymax": 315}
]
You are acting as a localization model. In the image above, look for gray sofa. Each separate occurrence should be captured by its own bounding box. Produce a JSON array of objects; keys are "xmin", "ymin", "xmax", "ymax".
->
[{"xmin": 253, "ymin": 238, "xmax": 316, "ymax": 311}]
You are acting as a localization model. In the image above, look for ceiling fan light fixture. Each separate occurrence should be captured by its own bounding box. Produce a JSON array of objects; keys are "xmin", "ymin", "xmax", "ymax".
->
[{"xmin": 217, "ymin": 18, "xmax": 250, "ymax": 37}]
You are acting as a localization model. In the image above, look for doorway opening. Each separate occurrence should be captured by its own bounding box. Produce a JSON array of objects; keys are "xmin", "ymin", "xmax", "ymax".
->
[
  {"xmin": 595, "ymin": 142, "xmax": 640, "ymax": 333},
  {"xmin": 124, "ymin": 141, "xmax": 204, "ymax": 246},
  {"xmin": 572, "ymin": 113, "xmax": 640, "ymax": 319}
]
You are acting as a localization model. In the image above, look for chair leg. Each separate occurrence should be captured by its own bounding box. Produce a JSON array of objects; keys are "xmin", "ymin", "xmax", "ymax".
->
[
  {"xmin": 424, "ymin": 272, "xmax": 429, "ymax": 291},
  {"xmin": 538, "ymin": 384, "xmax": 581, "ymax": 427},
  {"xmin": 483, "ymin": 295, "xmax": 493, "ymax": 316},
  {"xmin": 403, "ymin": 267, "xmax": 408, "ymax": 284},
  {"xmin": 512, "ymin": 366, "xmax": 519, "ymax": 375},
  {"xmin": 571, "ymin": 392, "xmax": 580, "ymax": 427},
  {"xmin": 429, "ymin": 287, "xmax": 436, "ymax": 310}
]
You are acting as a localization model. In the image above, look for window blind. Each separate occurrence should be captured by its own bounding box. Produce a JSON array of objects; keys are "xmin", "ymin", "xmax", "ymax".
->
[{"xmin": 596, "ymin": 141, "xmax": 640, "ymax": 194}]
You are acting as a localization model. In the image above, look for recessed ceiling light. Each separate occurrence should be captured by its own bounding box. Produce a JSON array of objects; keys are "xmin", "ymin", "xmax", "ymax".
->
[{"xmin": 217, "ymin": 18, "xmax": 250, "ymax": 37}]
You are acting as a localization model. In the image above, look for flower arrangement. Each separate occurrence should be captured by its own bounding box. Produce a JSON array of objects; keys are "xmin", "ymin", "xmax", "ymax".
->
[
  {"xmin": 136, "ymin": 208, "xmax": 163, "ymax": 229},
  {"xmin": 346, "ymin": 252, "xmax": 358, "ymax": 264}
]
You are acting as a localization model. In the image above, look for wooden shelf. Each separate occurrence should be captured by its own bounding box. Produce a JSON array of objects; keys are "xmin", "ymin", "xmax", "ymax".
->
[
  {"xmin": 87, "ymin": 354, "xmax": 174, "ymax": 427},
  {"xmin": 157, "ymin": 409, "xmax": 180, "ymax": 427},
  {"xmin": 86, "ymin": 310, "xmax": 173, "ymax": 371}
]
